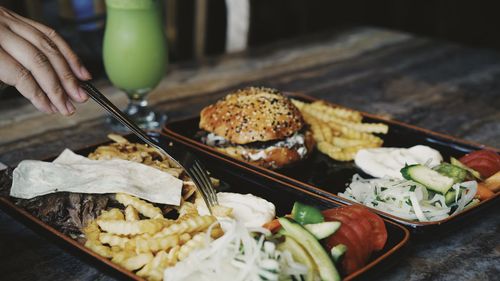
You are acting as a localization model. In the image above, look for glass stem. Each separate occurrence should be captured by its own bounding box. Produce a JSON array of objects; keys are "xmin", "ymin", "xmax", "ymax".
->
[
  {"xmin": 125, "ymin": 89, "xmax": 149, "ymax": 114},
  {"xmin": 129, "ymin": 95, "xmax": 148, "ymax": 108},
  {"xmin": 107, "ymin": 88, "xmax": 166, "ymax": 131}
]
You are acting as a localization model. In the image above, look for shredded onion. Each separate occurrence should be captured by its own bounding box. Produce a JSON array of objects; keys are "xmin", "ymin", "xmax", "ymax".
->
[
  {"xmin": 450, "ymin": 181, "xmax": 477, "ymax": 216},
  {"xmin": 339, "ymin": 175, "xmax": 477, "ymax": 222},
  {"xmin": 163, "ymin": 218, "xmax": 307, "ymax": 281}
]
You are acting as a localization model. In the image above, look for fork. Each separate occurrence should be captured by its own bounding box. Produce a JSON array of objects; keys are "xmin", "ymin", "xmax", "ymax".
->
[{"xmin": 79, "ymin": 81, "xmax": 219, "ymax": 213}]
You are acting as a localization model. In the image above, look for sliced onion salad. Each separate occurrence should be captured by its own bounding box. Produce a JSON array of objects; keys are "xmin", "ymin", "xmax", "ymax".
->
[
  {"xmin": 338, "ymin": 174, "xmax": 477, "ymax": 222},
  {"xmin": 164, "ymin": 218, "xmax": 307, "ymax": 281}
]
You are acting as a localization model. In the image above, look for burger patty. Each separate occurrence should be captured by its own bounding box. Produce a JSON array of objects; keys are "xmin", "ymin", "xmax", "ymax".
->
[{"xmin": 198, "ymin": 129, "xmax": 309, "ymax": 157}]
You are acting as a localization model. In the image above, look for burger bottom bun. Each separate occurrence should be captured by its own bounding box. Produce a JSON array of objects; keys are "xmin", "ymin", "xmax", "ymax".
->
[{"xmin": 214, "ymin": 130, "xmax": 315, "ymax": 169}]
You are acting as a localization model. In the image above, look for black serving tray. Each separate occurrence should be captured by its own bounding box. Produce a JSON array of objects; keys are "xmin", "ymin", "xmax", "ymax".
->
[
  {"xmin": 0, "ymin": 133, "xmax": 409, "ymax": 281},
  {"xmin": 162, "ymin": 93, "xmax": 500, "ymax": 235}
]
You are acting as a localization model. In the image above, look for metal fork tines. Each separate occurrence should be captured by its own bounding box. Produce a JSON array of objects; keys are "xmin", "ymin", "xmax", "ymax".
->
[
  {"xmin": 188, "ymin": 161, "xmax": 219, "ymax": 209},
  {"xmin": 79, "ymin": 81, "xmax": 219, "ymax": 213}
]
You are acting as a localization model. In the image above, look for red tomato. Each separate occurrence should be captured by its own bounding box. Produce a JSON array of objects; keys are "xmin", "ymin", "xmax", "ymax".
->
[
  {"xmin": 349, "ymin": 205, "xmax": 388, "ymax": 251},
  {"xmin": 460, "ymin": 150, "xmax": 500, "ymax": 164},
  {"xmin": 322, "ymin": 209, "xmax": 372, "ymax": 263},
  {"xmin": 326, "ymin": 213, "xmax": 369, "ymax": 262},
  {"xmin": 460, "ymin": 150, "xmax": 500, "ymax": 178},
  {"xmin": 465, "ymin": 160, "xmax": 499, "ymax": 179},
  {"xmin": 322, "ymin": 205, "xmax": 388, "ymax": 275},
  {"xmin": 337, "ymin": 208, "xmax": 373, "ymax": 262},
  {"xmin": 325, "ymin": 227, "xmax": 363, "ymax": 275}
]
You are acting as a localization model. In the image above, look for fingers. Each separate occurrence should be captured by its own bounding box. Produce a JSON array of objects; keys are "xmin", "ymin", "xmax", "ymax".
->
[
  {"xmin": 0, "ymin": 7, "xmax": 91, "ymax": 115},
  {"xmin": 0, "ymin": 47, "xmax": 53, "ymax": 114},
  {"xmin": 7, "ymin": 18, "xmax": 88, "ymax": 103},
  {"xmin": 0, "ymin": 28, "xmax": 74, "ymax": 115},
  {"xmin": 11, "ymin": 12, "xmax": 92, "ymax": 82}
]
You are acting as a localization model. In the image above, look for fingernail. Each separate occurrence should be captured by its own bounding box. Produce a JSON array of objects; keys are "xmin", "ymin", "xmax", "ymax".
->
[
  {"xmin": 78, "ymin": 87, "xmax": 89, "ymax": 102},
  {"xmin": 80, "ymin": 66, "xmax": 92, "ymax": 80},
  {"xmin": 66, "ymin": 100, "xmax": 76, "ymax": 115}
]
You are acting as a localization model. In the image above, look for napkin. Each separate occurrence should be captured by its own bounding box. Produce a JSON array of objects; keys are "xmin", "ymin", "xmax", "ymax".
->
[{"xmin": 10, "ymin": 149, "xmax": 182, "ymax": 205}]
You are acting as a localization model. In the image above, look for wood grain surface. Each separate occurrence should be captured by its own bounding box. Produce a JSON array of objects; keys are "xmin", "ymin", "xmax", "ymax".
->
[{"xmin": 0, "ymin": 27, "xmax": 499, "ymax": 281}]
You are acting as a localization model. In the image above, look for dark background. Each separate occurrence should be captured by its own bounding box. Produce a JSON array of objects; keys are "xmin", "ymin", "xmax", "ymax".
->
[
  {"xmin": 176, "ymin": 0, "xmax": 500, "ymax": 61},
  {"xmin": 1, "ymin": 0, "xmax": 500, "ymax": 79}
]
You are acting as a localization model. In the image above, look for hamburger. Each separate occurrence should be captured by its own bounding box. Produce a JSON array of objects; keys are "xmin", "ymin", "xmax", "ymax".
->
[{"xmin": 199, "ymin": 87, "xmax": 315, "ymax": 169}]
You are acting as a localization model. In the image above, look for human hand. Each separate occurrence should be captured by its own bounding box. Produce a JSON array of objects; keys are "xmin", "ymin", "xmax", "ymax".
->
[{"xmin": 0, "ymin": 7, "xmax": 91, "ymax": 115}]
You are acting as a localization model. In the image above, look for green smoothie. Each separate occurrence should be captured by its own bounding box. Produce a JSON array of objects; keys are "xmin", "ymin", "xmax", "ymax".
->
[{"xmin": 103, "ymin": 0, "xmax": 167, "ymax": 93}]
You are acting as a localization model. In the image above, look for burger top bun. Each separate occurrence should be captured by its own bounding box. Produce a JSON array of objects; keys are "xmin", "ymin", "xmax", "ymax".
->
[{"xmin": 199, "ymin": 87, "xmax": 304, "ymax": 145}]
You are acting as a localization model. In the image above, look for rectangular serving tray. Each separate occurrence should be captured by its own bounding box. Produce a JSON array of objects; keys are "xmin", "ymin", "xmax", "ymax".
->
[
  {"xmin": 162, "ymin": 93, "xmax": 500, "ymax": 234},
  {"xmin": 0, "ymin": 133, "xmax": 409, "ymax": 281}
]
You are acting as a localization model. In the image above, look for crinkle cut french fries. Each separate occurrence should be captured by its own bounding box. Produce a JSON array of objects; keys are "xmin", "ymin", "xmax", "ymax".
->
[
  {"xmin": 81, "ymin": 135, "xmax": 224, "ymax": 281},
  {"xmin": 292, "ymin": 99, "xmax": 388, "ymax": 161},
  {"xmin": 83, "ymin": 195, "xmax": 223, "ymax": 281}
]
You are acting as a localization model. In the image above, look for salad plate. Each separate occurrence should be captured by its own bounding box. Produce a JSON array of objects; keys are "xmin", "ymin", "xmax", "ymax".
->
[
  {"xmin": 0, "ymin": 133, "xmax": 409, "ymax": 280},
  {"xmin": 162, "ymin": 93, "xmax": 500, "ymax": 234}
]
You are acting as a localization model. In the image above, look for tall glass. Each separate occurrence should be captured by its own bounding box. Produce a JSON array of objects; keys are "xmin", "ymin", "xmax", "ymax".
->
[{"xmin": 103, "ymin": 0, "xmax": 167, "ymax": 130}]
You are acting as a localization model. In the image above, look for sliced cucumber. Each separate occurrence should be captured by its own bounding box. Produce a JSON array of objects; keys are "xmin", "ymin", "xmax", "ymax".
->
[
  {"xmin": 276, "ymin": 227, "xmax": 288, "ymax": 237},
  {"xmin": 433, "ymin": 163, "xmax": 467, "ymax": 183},
  {"xmin": 330, "ymin": 244, "xmax": 347, "ymax": 264},
  {"xmin": 450, "ymin": 157, "xmax": 482, "ymax": 180},
  {"xmin": 291, "ymin": 202, "xmax": 324, "ymax": 225},
  {"xmin": 444, "ymin": 190, "xmax": 462, "ymax": 206},
  {"xmin": 278, "ymin": 217, "xmax": 340, "ymax": 281},
  {"xmin": 401, "ymin": 164, "xmax": 454, "ymax": 194},
  {"xmin": 304, "ymin": 221, "xmax": 341, "ymax": 240},
  {"xmin": 277, "ymin": 236, "xmax": 318, "ymax": 281}
]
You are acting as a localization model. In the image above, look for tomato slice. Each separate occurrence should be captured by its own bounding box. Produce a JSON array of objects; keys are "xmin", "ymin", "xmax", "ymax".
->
[
  {"xmin": 460, "ymin": 150, "xmax": 500, "ymax": 165},
  {"xmin": 349, "ymin": 205, "xmax": 388, "ymax": 251},
  {"xmin": 322, "ymin": 209, "xmax": 372, "ymax": 263},
  {"xmin": 460, "ymin": 150, "xmax": 500, "ymax": 178},
  {"xmin": 327, "ymin": 213, "xmax": 369, "ymax": 262},
  {"xmin": 462, "ymin": 159, "xmax": 500, "ymax": 178},
  {"xmin": 334, "ymin": 208, "xmax": 373, "ymax": 261},
  {"xmin": 325, "ymin": 227, "xmax": 363, "ymax": 275}
]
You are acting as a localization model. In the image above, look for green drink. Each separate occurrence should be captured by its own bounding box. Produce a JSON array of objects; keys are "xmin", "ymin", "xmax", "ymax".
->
[{"xmin": 103, "ymin": 0, "xmax": 167, "ymax": 130}]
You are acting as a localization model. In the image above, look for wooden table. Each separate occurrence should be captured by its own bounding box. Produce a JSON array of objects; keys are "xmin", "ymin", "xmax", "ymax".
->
[{"xmin": 0, "ymin": 27, "xmax": 499, "ymax": 281}]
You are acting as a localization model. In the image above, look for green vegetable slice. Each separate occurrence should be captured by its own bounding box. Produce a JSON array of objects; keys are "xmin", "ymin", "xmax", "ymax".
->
[
  {"xmin": 291, "ymin": 202, "xmax": 324, "ymax": 225},
  {"xmin": 277, "ymin": 236, "xmax": 318, "ymax": 281},
  {"xmin": 278, "ymin": 217, "xmax": 340, "ymax": 281},
  {"xmin": 450, "ymin": 157, "xmax": 482, "ymax": 180},
  {"xmin": 433, "ymin": 163, "xmax": 467, "ymax": 183},
  {"xmin": 330, "ymin": 244, "xmax": 347, "ymax": 264}
]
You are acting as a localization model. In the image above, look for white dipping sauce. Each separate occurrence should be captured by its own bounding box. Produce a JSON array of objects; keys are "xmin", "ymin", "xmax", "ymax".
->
[
  {"xmin": 197, "ymin": 192, "xmax": 276, "ymax": 228},
  {"xmin": 354, "ymin": 145, "xmax": 443, "ymax": 179}
]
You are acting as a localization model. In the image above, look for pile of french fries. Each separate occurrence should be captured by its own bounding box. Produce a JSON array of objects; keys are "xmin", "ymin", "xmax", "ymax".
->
[
  {"xmin": 88, "ymin": 134, "xmax": 184, "ymax": 178},
  {"xmin": 292, "ymin": 100, "xmax": 389, "ymax": 161},
  {"xmin": 83, "ymin": 194, "xmax": 223, "ymax": 281},
  {"xmin": 82, "ymin": 134, "xmax": 225, "ymax": 281}
]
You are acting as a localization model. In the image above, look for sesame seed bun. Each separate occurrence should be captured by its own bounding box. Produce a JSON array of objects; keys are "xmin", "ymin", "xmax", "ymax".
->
[{"xmin": 199, "ymin": 87, "xmax": 304, "ymax": 144}]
